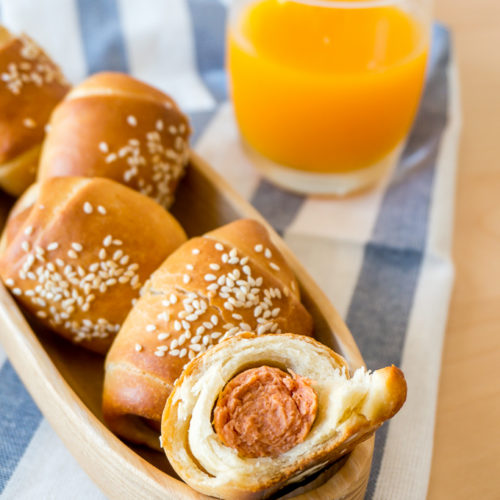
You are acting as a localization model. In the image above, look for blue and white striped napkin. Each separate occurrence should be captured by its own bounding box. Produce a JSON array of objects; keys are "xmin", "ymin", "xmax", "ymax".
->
[{"xmin": 0, "ymin": 1, "xmax": 460, "ymax": 499}]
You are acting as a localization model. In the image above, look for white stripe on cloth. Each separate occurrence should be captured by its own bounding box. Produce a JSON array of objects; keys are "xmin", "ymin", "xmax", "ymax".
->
[
  {"xmin": 117, "ymin": 0, "xmax": 216, "ymax": 112},
  {"xmin": 283, "ymin": 235, "xmax": 365, "ymax": 321},
  {"xmin": 1, "ymin": 419, "xmax": 104, "ymax": 499},
  {"xmin": 286, "ymin": 165, "xmax": 395, "ymax": 246},
  {"xmin": 373, "ymin": 58, "xmax": 460, "ymax": 500},
  {"xmin": 194, "ymin": 102, "xmax": 261, "ymax": 200},
  {"xmin": 0, "ymin": 0, "xmax": 87, "ymax": 84},
  {"xmin": 373, "ymin": 257, "xmax": 454, "ymax": 500}
]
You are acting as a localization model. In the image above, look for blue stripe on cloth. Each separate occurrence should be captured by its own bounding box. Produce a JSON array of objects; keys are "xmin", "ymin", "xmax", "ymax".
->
[
  {"xmin": 186, "ymin": 0, "xmax": 228, "ymax": 103},
  {"xmin": 250, "ymin": 180, "xmax": 306, "ymax": 236},
  {"xmin": 186, "ymin": 0, "xmax": 228, "ymax": 144},
  {"xmin": 188, "ymin": 110, "xmax": 219, "ymax": 145},
  {"xmin": 0, "ymin": 361, "xmax": 42, "ymax": 493},
  {"xmin": 346, "ymin": 24, "xmax": 450, "ymax": 499},
  {"xmin": 76, "ymin": 0, "xmax": 129, "ymax": 74}
]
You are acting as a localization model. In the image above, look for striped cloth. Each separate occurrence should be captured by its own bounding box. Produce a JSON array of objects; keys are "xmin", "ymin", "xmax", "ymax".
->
[{"xmin": 0, "ymin": 1, "xmax": 460, "ymax": 499}]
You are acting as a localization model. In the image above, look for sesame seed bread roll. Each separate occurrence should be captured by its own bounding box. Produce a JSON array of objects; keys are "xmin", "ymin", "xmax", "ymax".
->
[
  {"xmin": 162, "ymin": 333, "xmax": 407, "ymax": 500},
  {"xmin": 0, "ymin": 177, "xmax": 187, "ymax": 354},
  {"xmin": 38, "ymin": 71, "xmax": 190, "ymax": 208},
  {"xmin": 0, "ymin": 26, "xmax": 70, "ymax": 196},
  {"xmin": 103, "ymin": 219, "xmax": 313, "ymax": 448}
]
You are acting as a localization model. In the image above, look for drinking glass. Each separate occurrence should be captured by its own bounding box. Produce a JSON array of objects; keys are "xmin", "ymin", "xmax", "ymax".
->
[{"xmin": 227, "ymin": 0, "xmax": 431, "ymax": 195}]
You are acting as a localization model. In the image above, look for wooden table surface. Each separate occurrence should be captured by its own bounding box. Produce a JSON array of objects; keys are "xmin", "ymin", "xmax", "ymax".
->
[{"xmin": 428, "ymin": 1, "xmax": 500, "ymax": 499}]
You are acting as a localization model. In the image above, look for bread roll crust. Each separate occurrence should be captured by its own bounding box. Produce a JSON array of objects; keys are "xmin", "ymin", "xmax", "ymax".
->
[
  {"xmin": 103, "ymin": 219, "xmax": 313, "ymax": 446},
  {"xmin": 0, "ymin": 27, "xmax": 70, "ymax": 195},
  {"xmin": 162, "ymin": 333, "xmax": 407, "ymax": 500},
  {"xmin": 38, "ymin": 72, "xmax": 191, "ymax": 208},
  {"xmin": 0, "ymin": 177, "xmax": 187, "ymax": 353}
]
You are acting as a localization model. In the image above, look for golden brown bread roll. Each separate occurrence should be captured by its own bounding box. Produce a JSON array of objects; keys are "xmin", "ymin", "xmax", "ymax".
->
[
  {"xmin": 162, "ymin": 333, "xmax": 407, "ymax": 500},
  {"xmin": 38, "ymin": 71, "xmax": 191, "ymax": 208},
  {"xmin": 0, "ymin": 177, "xmax": 187, "ymax": 354},
  {"xmin": 0, "ymin": 26, "xmax": 70, "ymax": 196},
  {"xmin": 102, "ymin": 219, "xmax": 313, "ymax": 448}
]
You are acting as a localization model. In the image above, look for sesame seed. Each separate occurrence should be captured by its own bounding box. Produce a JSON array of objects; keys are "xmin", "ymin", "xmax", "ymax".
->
[
  {"xmin": 103, "ymin": 235, "xmax": 112, "ymax": 247},
  {"xmin": 221, "ymin": 254, "xmax": 228, "ymax": 263},
  {"xmin": 105, "ymin": 153, "xmax": 117, "ymax": 164},
  {"xmin": 97, "ymin": 205, "xmax": 107, "ymax": 215},
  {"xmin": 71, "ymin": 242, "xmax": 83, "ymax": 252},
  {"xmin": 135, "ymin": 343, "xmax": 143, "ymax": 352},
  {"xmin": 209, "ymin": 263, "xmax": 220, "ymax": 271},
  {"xmin": 5, "ymin": 278, "xmax": 14, "ymax": 286},
  {"xmin": 83, "ymin": 202, "xmax": 93, "ymax": 214},
  {"xmin": 169, "ymin": 294, "xmax": 177, "ymax": 304},
  {"xmin": 156, "ymin": 119, "xmax": 164, "ymax": 131},
  {"xmin": 215, "ymin": 243, "xmax": 224, "ymax": 251},
  {"xmin": 168, "ymin": 125, "xmax": 177, "ymax": 134},
  {"xmin": 204, "ymin": 274, "xmax": 217, "ymax": 282},
  {"xmin": 24, "ymin": 226, "xmax": 33, "ymax": 236},
  {"xmin": 174, "ymin": 320, "xmax": 181, "ymax": 331},
  {"xmin": 179, "ymin": 348, "xmax": 187, "ymax": 358},
  {"xmin": 99, "ymin": 249, "xmax": 106, "ymax": 260},
  {"xmin": 67, "ymin": 250, "xmax": 78, "ymax": 259},
  {"xmin": 23, "ymin": 117, "xmax": 36, "ymax": 128},
  {"xmin": 99, "ymin": 142, "xmax": 109, "ymax": 153},
  {"xmin": 154, "ymin": 350, "xmax": 165, "ymax": 357},
  {"xmin": 146, "ymin": 324, "xmax": 156, "ymax": 332},
  {"xmin": 183, "ymin": 274, "xmax": 190, "ymax": 284},
  {"xmin": 211, "ymin": 315, "xmax": 218, "ymax": 325},
  {"xmin": 170, "ymin": 349, "xmax": 180, "ymax": 356},
  {"xmin": 21, "ymin": 241, "xmax": 30, "ymax": 252},
  {"xmin": 12, "ymin": 288, "xmax": 22, "ymax": 296},
  {"xmin": 157, "ymin": 311, "xmax": 169, "ymax": 321},
  {"xmin": 127, "ymin": 115, "xmax": 138, "ymax": 127},
  {"xmin": 265, "ymin": 248, "xmax": 272, "ymax": 259},
  {"xmin": 254, "ymin": 244, "xmax": 263, "ymax": 252},
  {"xmin": 192, "ymin": 248, "xmax": 200, "ymax": 255},
  {"xmin": 113, "ymin": 250, "xmax": 123, "ymax": 261},
  {"xmin": 157, "ymin": 333, "xmax": 169, "ymax": 340},
  {"xmin": 270, "ymin": 262, "xmax": 280, "ymax": 271},
  {"xmin": 186, "ymin": 264, "xmax": 194, "ymax": 271}
]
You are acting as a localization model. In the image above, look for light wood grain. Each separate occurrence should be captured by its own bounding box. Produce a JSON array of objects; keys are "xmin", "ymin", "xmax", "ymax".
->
[
  {"xmin": 0, "ymin": 152, "xmax": 374, "ymax": 500},
  {"xmin": 428, "ymin": 2, "xmax": 500, "ymax": 499}
]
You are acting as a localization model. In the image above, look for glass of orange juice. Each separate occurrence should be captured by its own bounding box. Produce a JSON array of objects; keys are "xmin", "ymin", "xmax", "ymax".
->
[{"xmin": 227, "ymin": 0, "xmax": 431, "ymax": 195}]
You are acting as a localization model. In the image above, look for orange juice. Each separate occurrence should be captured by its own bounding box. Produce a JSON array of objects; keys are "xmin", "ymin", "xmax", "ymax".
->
[{"xmin": 228, "ymin": 0, "xmax": 429, "ymax": 173}]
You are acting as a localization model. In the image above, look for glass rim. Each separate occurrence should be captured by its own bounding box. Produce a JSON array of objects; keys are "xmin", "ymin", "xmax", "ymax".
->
[{"xmin": 272, "ymin": 0, "xmax": 407, "ymax": 8}]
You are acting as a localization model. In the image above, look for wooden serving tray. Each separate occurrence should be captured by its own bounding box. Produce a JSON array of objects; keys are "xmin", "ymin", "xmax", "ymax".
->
[{"xmin": 0, "ymin": 152, "xmax": 373, "ymax": 500}]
